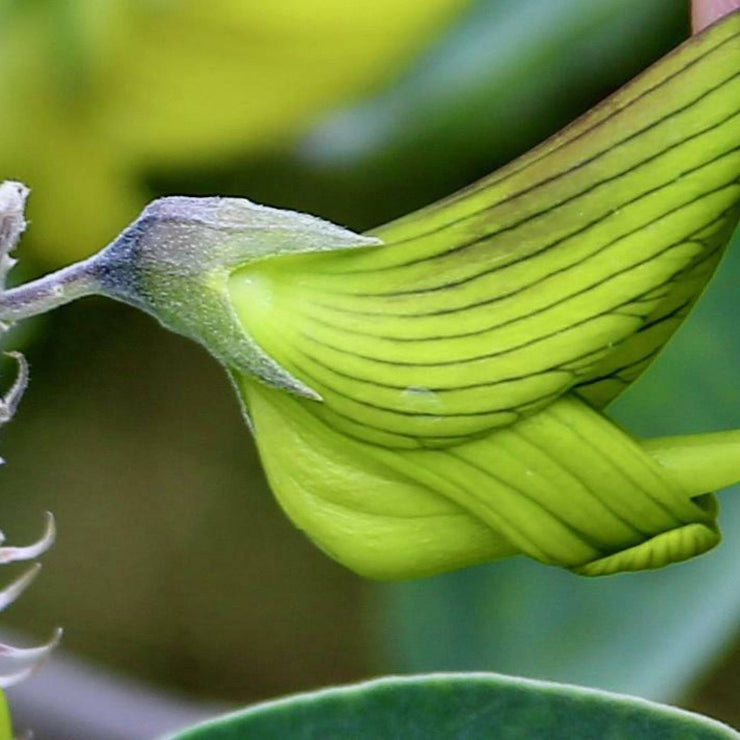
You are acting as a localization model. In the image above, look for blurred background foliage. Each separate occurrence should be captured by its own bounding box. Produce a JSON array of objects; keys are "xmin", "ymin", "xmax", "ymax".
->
[
  {"xmin": 0, "ymin": 0, "xmax": 464, "ymax": 265},
  {"xmin": 0, "ymin": 0, "xmax": 739, "ymax": 735}
]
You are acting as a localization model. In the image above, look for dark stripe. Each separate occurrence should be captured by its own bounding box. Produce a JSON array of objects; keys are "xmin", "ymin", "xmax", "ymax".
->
[
  {"xmin": 301, "ymin": 206, "xmax": 730, "ymax": 342},
  {"xmin": 574, "ymin": 347, "xmax": 663, "ymax": 390},
  {"xmin": 446, "ymin": 448, "xmax": 605, "ymax": 562},
  {"xmin": 548, "ymin": 403, "xmax": 689, "ymax": 525},
  {"xmin": 297, "ymin": 236, "xmax": 700, "ymax": 361},
  {"xmin": 282, "ymin": 275, "xmax": 688, "ymax": 424},
  {"xmin": 515, "ymin": 427, "xmax": 651, "ymax": 539},
  {"xmin": 346, "ymin": 77, "xmax": 740, "ymax": 281},
  {"xmin": 331, "ymin": 29, "xmax": 740, "ymax": 274},
  {"xmin": 637, "ymin": 298, "xmax": 695, "ymax": 334},
  {"xmin": 298, "ymin": 275, "xmax": 698, "ymax": 373},
  {"xmin": 297, "ymin": 198, "xmax": 738, "ymax": 369},
  {"xmin": 293, "ymin": 342, "xmax": 572, "ymax": 392},
  {"xmin": 413, "ymin": 27, "xmax": 740, "ymax": 224},
  {"xmin": 443, "ymin": 448, "xmax": 570, "ymax": 562},
  {"xmin": 570, "ymin": 239, "xmax": 727, "ymax": 392},
  {"xmin": 289, "ymin": 348, "xmax": 564, "ymax": 419},
  {"xmin": 319, "ymin": 401, "xmax": 511, "ymax": 445},
  {"xmin": 313, "ymin": 154, "xmax": 740, "ymax": 320}
]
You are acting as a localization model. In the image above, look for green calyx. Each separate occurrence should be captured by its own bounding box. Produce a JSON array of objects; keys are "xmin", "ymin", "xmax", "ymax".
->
[
  {"xmin": 96, "ymin": 196, "xmax": 381, "ymax": 398},
  {"xmin": 1, "ymin": 10, "xmax": 739, "ymax": 579}
]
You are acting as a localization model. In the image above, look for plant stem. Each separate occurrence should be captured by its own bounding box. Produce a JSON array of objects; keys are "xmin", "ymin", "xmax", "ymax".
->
[{"xmin": 0, "ymin": 259, "xmax": 102, "ymax": 323}]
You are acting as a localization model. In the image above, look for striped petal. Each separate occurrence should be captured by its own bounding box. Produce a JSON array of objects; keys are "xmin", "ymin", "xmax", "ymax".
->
[{"xmin": 229, "ymin": 13, "xmax": 740, "ymax": 447}]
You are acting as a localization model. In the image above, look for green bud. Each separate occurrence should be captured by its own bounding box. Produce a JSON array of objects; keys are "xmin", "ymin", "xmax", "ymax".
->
[{"xmin": 1, "ymin": 10, "xmax": 739, "ymax": 579}]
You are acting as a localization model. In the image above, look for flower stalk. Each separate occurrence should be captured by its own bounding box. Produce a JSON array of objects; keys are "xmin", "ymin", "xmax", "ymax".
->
[{"xmin": 0, "ymin": 260, "xmax": 102, "ymax": 325}]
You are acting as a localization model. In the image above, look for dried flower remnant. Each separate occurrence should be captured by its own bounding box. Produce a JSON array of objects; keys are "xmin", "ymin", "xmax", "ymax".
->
[
  {"xmin": 0, "ymin": 183, "xmax": 27, "ymax": 293},
  {"xmin": 0, "ymin": 510, "xmax": 58, "ymax": 740},
  {"xmin": 0, "ymin": 361, "xmax": 59, "ymax": 687},
  {"xmin": 0, "ymin": 368, "xmax": 59, "ymax": 687},
  {"xmin": 0, "ymin": 183, "xmax": 60, "ymax": 694}
]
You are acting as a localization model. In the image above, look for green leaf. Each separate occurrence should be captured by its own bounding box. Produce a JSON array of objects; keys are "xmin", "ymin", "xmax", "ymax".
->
[{"xmin": 167, "ymin": 674, "xmax": 737, "ymax": 740}]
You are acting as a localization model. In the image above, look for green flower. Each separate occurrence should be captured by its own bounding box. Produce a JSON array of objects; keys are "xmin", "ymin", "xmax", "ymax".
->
[{"xmin": 2, "ymin": 12, "xmax": 740, "ymax": 579}]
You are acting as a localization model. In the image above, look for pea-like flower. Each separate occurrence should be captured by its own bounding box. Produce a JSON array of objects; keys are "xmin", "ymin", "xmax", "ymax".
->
[{"xmin": 1, "ymin": 12, "xmax": 739, "ymax": 579}]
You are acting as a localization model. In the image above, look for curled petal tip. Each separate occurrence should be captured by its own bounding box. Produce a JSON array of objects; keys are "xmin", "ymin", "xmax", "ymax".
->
[
  {"xmin": 0, "ymin": 628, "xmax": 61, "ymax": 688},
  {"xmin": 0, "ymin": 564, "xmax": 42, "ymax": 612},
  {"xmin": 0, "ymin": 352, "xmax": 29, "ymax": 425},
  {"xmin": 0, "ymin": 513, "xmax": 56, "ymax": 564},
  {"xmin": 0, "ymin": 627, "xmax": 61, "ymax": 662}
]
